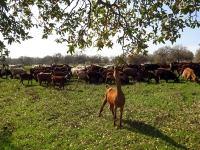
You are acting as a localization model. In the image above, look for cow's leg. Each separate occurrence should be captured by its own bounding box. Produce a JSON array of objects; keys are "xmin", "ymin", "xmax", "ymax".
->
[{"xmin": 98, "ymin": 98, "xmax": 107, "ymax": 117}]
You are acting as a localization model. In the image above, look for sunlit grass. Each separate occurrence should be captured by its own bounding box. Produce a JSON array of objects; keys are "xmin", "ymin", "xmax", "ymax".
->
[{"xmin": 0, "ymin": 77, "xmax": 200, "ymax": 149}]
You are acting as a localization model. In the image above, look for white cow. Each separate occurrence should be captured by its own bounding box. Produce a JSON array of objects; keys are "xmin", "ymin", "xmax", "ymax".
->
[{"xmin": 71, "ymin": 65, "xmax": 86, "ymax": 78}]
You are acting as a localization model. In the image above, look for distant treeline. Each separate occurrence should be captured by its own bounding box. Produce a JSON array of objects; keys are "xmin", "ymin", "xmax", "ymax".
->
[{"xmin": 1, "ymin": 45, "xmax": 200, "ymax": 66}]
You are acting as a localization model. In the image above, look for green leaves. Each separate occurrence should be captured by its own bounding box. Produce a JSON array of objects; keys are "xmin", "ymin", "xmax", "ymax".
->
[{"xmin": 67, "ymin": 45, "xmax": 75, "ymax": 55}]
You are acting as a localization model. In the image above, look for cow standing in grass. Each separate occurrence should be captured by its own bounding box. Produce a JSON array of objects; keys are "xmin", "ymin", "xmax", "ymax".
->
[{"xmin": 20, "ymin": 73, "xmax": 37, "ymax": 85}]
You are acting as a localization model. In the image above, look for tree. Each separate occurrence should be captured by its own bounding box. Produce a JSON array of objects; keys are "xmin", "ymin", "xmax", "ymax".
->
[
  {"xmin": 18, "ymin": 56, "xmax": 25, "ymax": 65},
  {"xmin": 63, "ymin": 55, "xmax": 74, "ymax": 64},
  {"xmin": 146, "ymin": 54, "xmax": 154, "ymax": 64},
  {"xmin": 40, "ymin": 55, "xmax": 53, "ymax": 65},
  {"xmin": 127, "ymin": 54, "xmax": 148, "ymax": 65},
  {"xmin": 181, "ymin": 50, "xmax": 194, "ymax": 62},
  {"xmin": 101, "ymin": 56, "xmax": 110, "ymax": 64},
  {"xmin": 23, "ymin": 56, "xmax": 34, "ymax": 65},
  {"xmin": 194, "ymin": 48, "xmax": 200, "ymax": 62},
  {"xmin": 168, "ymin": 45, "xmax": 192, "ymax": 62},
  {"xmin": 1, "ymin": 0, "xmax": 200, "ymax": 62},
  {"xmin": 153, "ymin": 46, "xmax": 171, "ymax": 63},
  {"xmin": 52, "ymin": 53, "xmax": 62, "ymax": 64}
]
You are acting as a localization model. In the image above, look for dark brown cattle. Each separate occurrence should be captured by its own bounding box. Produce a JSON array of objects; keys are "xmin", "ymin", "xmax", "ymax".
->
[
  {"xmin": 0, "ymin": 69, "xmax": 13, "ymax": 78},
  {"xmin": 37, "ymin": 73, "xmax": 52, "ymax": 86},
  {"xmin": 102, "ymin": 68, "xmax": 114, "ymax": 75},
  {"xmin": 158, "ymin": 63, "xmax": 170, "ymax": 69},
  {"xmin": 20, "ymin": 73, "xmax": 36, "ymax": 85},
  {"xmin": 123, "ymin": 64, "xmax": 142, "ymax": 71},
  {"xmin": 87, "ymin": 64, "xmax": 102, "ymax": 72},
  {"xmin": 122, "ymin": 67, "xmax": 139, "ymax": 82},
  {"xmin": 34, "ymin": 69, "xmax": 51, "ymax": 78},
  {"xmin": 155, "ymin": 68, "xmax": 179, "ymax": 83},
  {"xmin": 30, "ymin": 68, "xmax": 38, "ymax": 76},
  {"xmin": 86, "ymin": 70, "xmax": 104, "ymax": 84},
  {"xmin": 52, "ymin": 70, "xmax": 70, "ymax": 76},
  {"xmin": 140, "ymin": 64, "xmax": 160, "ymax": 72},
  {"xmin": 137, "ymin": 71, "xmax": 159, "ymax": 83},
  {"xmin": 120, "ymin": 73, "xmax": 129, "ymax": 84},
  {"xmin": 105, "ymin": 71, "xmax": 115, "ymax": 84},
  {"xmin": 105, "ymin": 71, "xmax": 129, "ymax": 84}
]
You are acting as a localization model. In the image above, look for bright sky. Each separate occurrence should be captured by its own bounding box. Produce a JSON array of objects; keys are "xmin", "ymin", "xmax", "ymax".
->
[
  {"xmin": 2, "ymin": 2, "xmax": 200, "ymax": 59},
  {"xmin": 7, "ymin": 25, "xmax": 200, "ymax": 58},
  {"xmin": 5, "ymin": 26, "xmax": 200, "ymax": 58}
]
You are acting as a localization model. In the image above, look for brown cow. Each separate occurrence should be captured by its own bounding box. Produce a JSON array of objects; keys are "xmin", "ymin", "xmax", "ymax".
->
[
  {"xmin": 37, "ymin": 72, "xmax": 52, "ymax": 86},
  {"xmin": 20, "ymin": 73, "xmax": 36, "ymax": 85},
  {"xmin": 137, "ymin": 71, "xmax": 159, "ymax": 83},
  {"xmin": 182, "ymin": 68, "xmax": 198, "ymax": 83},
  {"xmin": 51, "ymin": 75, "xmax": 67, "ymax": 89},
  {"xmin": 12, "ymin": 68, "xmax": 27, "ymax": 78},
  {"xmin": 122, "ymin": 67, "xmax": 139, "ymax": 82},
  {"xmin": 155, "ymin": 68, "xmax": 179, "ymax": 83}
]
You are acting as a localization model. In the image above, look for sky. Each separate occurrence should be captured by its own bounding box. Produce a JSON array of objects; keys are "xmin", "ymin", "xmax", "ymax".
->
[
  {"xmin": 2, "ymin": 2, "xmax": 200, "ymax": 59},
  {"xmin": 5, "ymin": 26, "xmax": 200, "ymax": 59}
]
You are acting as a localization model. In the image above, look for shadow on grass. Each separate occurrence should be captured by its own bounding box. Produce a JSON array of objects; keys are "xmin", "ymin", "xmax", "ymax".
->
[
  {"xmin": 158, "ymin": 81, "xmax": 186, "ymax": 84},
  {"xmin": 22, "ymin": 84, "xmax": 38, "ymax": 87},
  {"xmin": 123, "ymin": 120, "xmax": 188, "ymax": 150},
  {"xmin": 0, "ymin": 124, "xmax": 20, "ymax": 149}
]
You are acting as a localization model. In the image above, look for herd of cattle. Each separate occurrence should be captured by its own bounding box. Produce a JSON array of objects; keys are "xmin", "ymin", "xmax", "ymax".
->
[{"xmin": 0, "ymin": 62, "xmax": 199, "ymax": 89}]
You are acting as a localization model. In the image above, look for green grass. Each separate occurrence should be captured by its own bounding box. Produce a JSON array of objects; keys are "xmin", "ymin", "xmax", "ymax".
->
[{"xmin": 0, "ymin": 76, "xmax": 200, "ymax": 149}]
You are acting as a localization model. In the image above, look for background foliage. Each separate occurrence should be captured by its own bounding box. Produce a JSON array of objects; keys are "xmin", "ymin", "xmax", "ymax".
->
[{"xmin": 2, "ymin": 44, "xmax": 200, "ymax": 66}]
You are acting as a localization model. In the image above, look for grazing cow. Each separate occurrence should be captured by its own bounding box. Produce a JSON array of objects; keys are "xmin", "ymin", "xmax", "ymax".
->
[
  {"xmin": 37, "ymin": 72, "xmax": 52, "ymax": 86},
  {"xmin": 182, "ymin": 68, "xmax": 198, "ymax": 83},
  {"xmin": 71, "ymin": 65, "xmax": 86, "ymax": 78},
  {"xmin": 101, "ymin": 68, "xmax": 114, "ymax": 78},
  {"xmin": 123, "ymin": 64, "xmax": 142, "ymax": 71},
  {"xmin": 122, "ymin": 67, "xmax": 139, "ymax": 82},
  {"xmin": 155, "ymin": 68, "xmax": 179, "ymax": 83},
  {"xmin": 86, "ymin": 70, "xmax": 104, "ymax": 84},
  {"xmin": 8, "ymin": 65, "xmax": 21, "ymax": 71},
  {"xmin": 77, "ymin": 71, "xmax": 89, "ymax": 83},
  {"xmin": 169, "ymin": 62, "xmax": 182, "ymax": 74},
  {"xmin": 137, "ymin": 71, "xmax": 159, "ymax": 83},
  {"xmin": 19, "ymin": 73, "xmax": 36, "ymax": 85},
  {"xmin": 30, "ymin": 68, "xmax": 39, "ymax": 76},
  {"xmin": 86, "ymin": 64, "xmax": 102, "ymax": 72},
  {"xmin": 12, "ymin": 68, "xmax": 27, "ymax": 78},
  {"xmin": 140, "ymin": 63, "xmax": 161, "ymax": 72},
  {"xmin": 120, "ymin": 73, "xmax": 129, "ymax": 84},
  {"xmin": 105, "ymin": 71, "xmax": 129, "ymax": 84},
  {"xmin": 169, "ymin": 62, "xmax": 194, "ymax": 76},
  {"xmin": 105, "ymin": 71, "xmax": 115, "ymax": 84},
  {"xmin": 180, "ymin": 63, "xmax": 200, "ymax": 78},
  {"xmin": 51, "ymin": 75, "xmax": 67, "ymax": 89},
  {"xmin": 0, "ymin": 69, "xmax": 13, "ymax": 78},
  {"xmin": 32, "ymin": 65, "xmax": 40, "ymax": 68},
  {"xmin": 33, "ymin": 69, "xmax": 50, "ymax": 78}
]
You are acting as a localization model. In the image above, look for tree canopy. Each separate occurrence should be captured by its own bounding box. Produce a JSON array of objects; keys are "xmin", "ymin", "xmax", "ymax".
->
[{"xmin": 0, "ymin": 0, "xmax": 200, "ymax": 63}]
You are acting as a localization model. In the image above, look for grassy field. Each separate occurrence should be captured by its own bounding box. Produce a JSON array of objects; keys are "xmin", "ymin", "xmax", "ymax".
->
[{"xmin": 0, "ymin": 74, "xmax": 200, "ymax": 149}]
